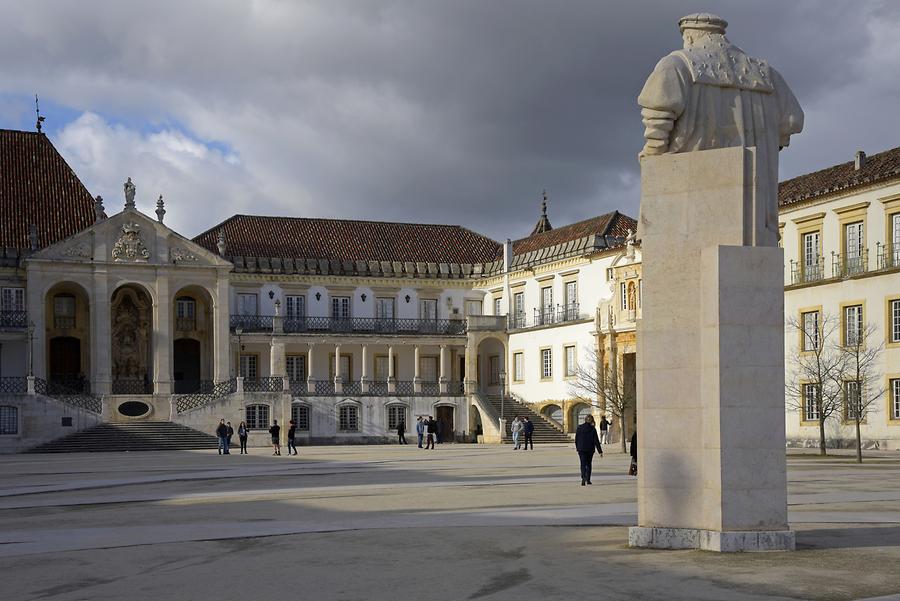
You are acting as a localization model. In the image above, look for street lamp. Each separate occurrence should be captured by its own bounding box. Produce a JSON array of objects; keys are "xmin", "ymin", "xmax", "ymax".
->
[
  {"xmin": 498, "ymin": 368, "xmax": 506, "ymax": 422},
  {"xmin": 27, "ymin": 321, "xmax": 35, "ymax": 377}
]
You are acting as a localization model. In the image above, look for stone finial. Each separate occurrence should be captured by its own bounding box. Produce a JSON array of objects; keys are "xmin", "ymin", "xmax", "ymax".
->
[
  {"xmin": 156, "ymin": 194, "xmax": 166, "ymax": 223},
  {"xmin": 530, "ymin": 190, "xmax": 553, "ymax": 235},
  {"xmin": 124, "ymin": 177, "xmax": 136, "ymax": 210},
  {"xmin": 217, "ymin": 229, "xmax": 227, "ymax": 256},
  {"xmin": 28, "ymin": 224, "xmax": 38, "ymax": 251},
  {"xmin": 94, "ymin": 195, "xmax": 106, "ymax": 223}
]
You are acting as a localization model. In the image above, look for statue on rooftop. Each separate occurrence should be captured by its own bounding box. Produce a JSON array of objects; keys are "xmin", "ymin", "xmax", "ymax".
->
[{"xmin": 124, "ymin": 177, "xmax": 136, "ymax": 210}]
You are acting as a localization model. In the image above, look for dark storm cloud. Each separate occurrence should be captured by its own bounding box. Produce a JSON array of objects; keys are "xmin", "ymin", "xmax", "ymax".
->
[{"xmin": 0, "ymin": 1, "xmax": 897, "ymax": 240}]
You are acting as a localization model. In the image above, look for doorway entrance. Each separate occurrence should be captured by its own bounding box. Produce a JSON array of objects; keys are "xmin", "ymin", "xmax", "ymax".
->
[
  {"xmin": 436, "ymin": 405, "xmax": 454, "ymax": 442},
  {"xmin": 49, "ymin": 336, "xmax": 81, "ymax": 381},
  {"xmin": 173, "ymin": 338, "xmax": 202, "ymax": 393}
]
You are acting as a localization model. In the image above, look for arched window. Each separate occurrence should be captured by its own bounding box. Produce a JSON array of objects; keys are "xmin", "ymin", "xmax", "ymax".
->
[
  {"xmin": 291, "ymin": 403, "xmax": 310, "ymax": 432},
  {"xmin": 386, "ymin": 404, "xmax": 407, "ymax": 431},
  {"xmin": 245, "ymin": 404, "xmax": 270, "ymax": 430},
  {"xmin": 338, "ymin": 403, "xmax": 360, "ymax": 432},
  {"xmin": 543, "ymin": 404, "xmax": 563, "ymax": 424},
  {"xmin": 0, "ymin": 406, "xmax": 18, "ymax": 435}
]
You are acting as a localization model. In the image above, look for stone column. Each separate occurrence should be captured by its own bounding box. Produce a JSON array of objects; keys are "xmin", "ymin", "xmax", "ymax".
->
[
  {"xmin": 386, "ymin": 345, "xmax": 396, "ymax": 393},
  {"xmin": 306, "ymin": 345, "xmax": 315, "ymax": 394},
  {"xmin": 360, "ymin": 344, "xmax": 369, "ymax": 394},
  {"xmin": 464, "ymin": 337, "xmax": 476, "ymax": 395},
  {"xmin": 270, "ymin": 338, "xmax": 285, "ymax": 377},
  {"xmin": 413, "ymin": 345, "xmax": 421, "ymax": 393},
  {"xmin": 153, "ymin": 275, "xmax": 172, "ymax": 395},
  {"xmin": 333, "ymin": 344, "xmax": 343, "ymax": 394},
  {"xmin": 629, "ymin": 147, "xmax": 793, "ymax": 552},
  {"xmin": 213, "ymin": 274, "xmax": 231, "ymax": 382},
  {"xmin": 439, "ymin": 344, "xmax": 448, "ymax": 393},
  {"xmin": 91, "ymin": 270, "xmax": 111, "ymax": 395}
]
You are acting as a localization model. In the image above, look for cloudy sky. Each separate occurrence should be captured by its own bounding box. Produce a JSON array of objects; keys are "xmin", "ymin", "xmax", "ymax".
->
[{"xmin": 1, "ymin": 1, "xmax": 898, "ymax": 240}]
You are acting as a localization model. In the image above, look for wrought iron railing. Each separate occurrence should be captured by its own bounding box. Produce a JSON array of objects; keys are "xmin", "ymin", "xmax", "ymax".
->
[
  {"xmin": 789, "ymin": 258, "xmax": 825, "ymax": 285},
  {"xmin": 511, "ymin": 304, "xmax": 585, "ymax": 329},
  {"xmin": 343, "ymin": 380, "xmax": 362, "ymax": 395},
  {"xmin": 394, "ymin": 380, "xmax": 415, "ymax": 396},
  {"xmin": 445, "ymin": 381, "xmax": 465, "ymax": 395},
  {"xmin": 173, "ymin": 379, "xmax": 214, "ymax": 394},
  {"xmin": 34, "ymin": 377, "xmax": 102, "ymax": 413},
  {"xmin": 420, "ymin": 381, "xmax": 439, "ymax": 395},
  {"xmin": 369, "ymin": 380, "xmax": 388, "ymax": 395},
  {"xmin": 174, "ymin": 378, "xmax": 237, "ymax": 413},
  {"xmin": 112, "ymin": 378, "xmax": 152, "ymax": 395},
  {"xmin": 265, "ymin": 315, "xmax": 467, "ymax": 336},
  {"xmin": 244, "ymin": 377, "xmax": 284, "ymax": 393},
  {"xmin": 289, "ymin": 378, "xmax": 308, "ymax": 395},
  {"xmin": 230, "ymin": 314, "xmax": 274, "ymax": 333},
  {"xmin": 877, "ymin": 243, "xmax": 900, "ymax": 271},
  {"xmin": 508, "ymin": 313, "xmax": 527, "ymax": 329},
  {"xmin": 54, "ymin": 315, "xmax": 76, "ymax": 329},
  {"xmin": 832, "ymin": 250, "xmax": 869, "ymax": 278},
  {"xmin": 175, "ymin": 316, "xmax": 196, "ymax": 331},
  {"xmin": 47, "ymin": 377, "xmax": 90, "ymax": 394},
  {"xmin": 313, "ymin": 379, "xmax": 335, "ymax": 395},
  {"xmin": 0, "ymin": 376, "xmax": 27, "ymax": 394},
  {"xmin": 0, "ymin": 311, "xmax": 27, "ymax": 329}
]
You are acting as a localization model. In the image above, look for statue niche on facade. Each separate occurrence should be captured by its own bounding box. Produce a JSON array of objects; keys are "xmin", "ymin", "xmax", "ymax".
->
[{"xmin": 637, "ymin": 13, "xmax": 804, "ymax": 246}]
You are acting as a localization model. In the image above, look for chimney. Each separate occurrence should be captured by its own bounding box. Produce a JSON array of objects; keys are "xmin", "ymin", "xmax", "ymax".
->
[
  {"xmin": 503, "ymin": 239, "xmax": 513, "ymax": 273},
  {"xmin": 855, "ymin": 150, "xmax": 866, "ymax": 170}
]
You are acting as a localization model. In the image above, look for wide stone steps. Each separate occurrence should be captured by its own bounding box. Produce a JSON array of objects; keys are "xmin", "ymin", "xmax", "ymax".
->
[
  {"xmin": 25, "ymin": 421, "xmax": 220, "ymax": 453},
  {"xmin": 484, "ymin": 395, "xmax": 572, "ymax": 444}
]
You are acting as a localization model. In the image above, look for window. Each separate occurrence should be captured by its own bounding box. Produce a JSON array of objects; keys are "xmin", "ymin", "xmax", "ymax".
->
[
  {"xmin": 803, "ymin": 383, "xmax": 820, "ymax": 421},
  {"xmin": 513, "ymin": 352, "xmax": 524, "ymax": 382},
  {"xmin": 620, "ymin": 282, "xmax": 628, "ymax": 311},
  {"xmin": 891, "ymin": 299, "xmax": 900, "ymax": 344},
  {"xmin": 54, "ymin": 294, "xmax": 76, "ymax": 329},
  {"xmin": 331, "ymin": 296, "xmax": 351, "ymax": 320},
  {"xmin": 420, "ymin": 356, "xmax": 438, "ymax": 382},
  {"xmin": 245, "ymin": 404, "xmax": 269, "ymax": 429},
  {"xmin": 1, "ymin": 287, "xmax": 24, "ymax": 312},
  {"xmin": 605, "ymin": 267, "xmax": 614, "ymax": 281},
  {"xmin": 802, "ymin": 310, "xmax": 820, "ymax": 351},
  {"xmin": 844, "ymin": 222, "xmax": 864, "ymax": 274},
  {"xmin": 845, "ymin": 380, "xmax": 861, "ymax": 421},
  {"xmin": 512, "ymin": 292, "xmax": 525, "ymax": 327},
  {"xmin": 339, "ymin": 404, "xmax": 359, "ymax": 432},
  {"xmin": 540, "ymin": 286, "xmax": 553, "ymax": 323},
  {"xmin": 892, "ymin": 378, "xmax": 900, "ymax": 420},
  {"xmin": 891, "ymin": 213, "xmax": 900, "ymax": 267},
  {"xmin": 285, "ymin": 295, "xmax": 306, "ymax": 319},
  {"xmin": 0, "ymin": 406, "xmax": 17, "ymax": 435},
  {"xmin": 387, "ymin": 404, "xmax": 407, "ymax": 430},
  {"xmin": 802, "ymin": 231, "xmax": 821, "ymax": 280},
  {"xmin": 541, "ymin": 348, "xmax": 552, "ymax": 380},
  {"xmin": 565, "ymin": 281, "xmax": 577, "ymax": 307},
  {"xmin": 176, "ymin": 297, "xmax": 196, "ymax": 331},
  {"xmin": 239, "ymin": 354, "xmax": 258, "ymax": 381},
  {"xmin": 494, "ymin": 297, "xmax": 502, "ymax": 316},
  {"xmin": 374, "ymin": 355, "xmax": 393, "ymax": 382},
  {"xmin": 375, "ymin": 297, "xmax": 394, "ymax": 319},
  {"xmin": 564, "ymin": 345, "xmax": 576, "ymax": 377},
  {"xmin": 465, "ymin": 300, "xmax": 482, "ymax": 316},
  {"xmin": 329, "ymin": 355, "xmax": 352, "ymax": 382},
  {"xmin": 421, "ymin": 298, "xmax": 438, "ymax": 320},
  {"xmin": 489, "ymin": 355, "xmax": 500, "ymax": 385},
  {"xmin": 291, "ymin": 404, "xmax": 310, "ymax": 431},
  {"xmin": 286, "ymin": 355, "xmax": 307, "ymax": 381},
  {"xmin": 236, "ymin": 293, "xmax": 258, "ymax": 316},
  {"xmin": 844, "ymin": 304, "xmax": 863, "ymax": 346}
]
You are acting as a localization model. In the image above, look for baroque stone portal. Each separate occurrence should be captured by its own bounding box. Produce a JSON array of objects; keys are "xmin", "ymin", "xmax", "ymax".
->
[{"xmin": 111, "ymin": 286, "xmax": 152, "ymax": 386}]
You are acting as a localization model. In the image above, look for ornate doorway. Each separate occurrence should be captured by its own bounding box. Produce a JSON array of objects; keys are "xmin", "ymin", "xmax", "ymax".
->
[
  {"xmin": 173, "ymin": 338, "xmax": 201, "ymax": 393},
  {"xmin": 111, "ymin": 285, "xmax": 152, "ymax": 394}
]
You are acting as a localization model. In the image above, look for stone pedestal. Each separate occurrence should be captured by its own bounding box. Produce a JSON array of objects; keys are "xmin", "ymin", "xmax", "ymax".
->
[{"xmin": 630, "ymin": 146, "xmax": 793, "ymax": 552}]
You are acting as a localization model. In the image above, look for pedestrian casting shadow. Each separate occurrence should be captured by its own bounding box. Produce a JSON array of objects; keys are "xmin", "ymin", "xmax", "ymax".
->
[{"xmin": 797, "ymin": 526, "xmax": 900, "ymax": 550}]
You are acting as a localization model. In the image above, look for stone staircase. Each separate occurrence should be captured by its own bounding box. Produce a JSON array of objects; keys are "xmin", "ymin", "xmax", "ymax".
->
[
  {"xmin": 484, "ymin": 395, "xmax": 572, "ymax": 444},
  {"xmin": 25, "ymin": 421, "xmax": 220, "ymax": 453}
]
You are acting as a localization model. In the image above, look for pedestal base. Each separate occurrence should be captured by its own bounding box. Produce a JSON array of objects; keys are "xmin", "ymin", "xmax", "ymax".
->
[{"xmin": 628, "ymin": 526, "xmax": 795, "ymax": 552}]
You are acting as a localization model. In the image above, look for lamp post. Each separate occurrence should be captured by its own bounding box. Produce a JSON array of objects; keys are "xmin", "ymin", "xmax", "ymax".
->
[
  {"xmin": 27, "ymin": 321, "xmax": 35, "ymax": 377},
  {"xmin": 498, "ymin": 368, "xmax": 506, "ymax": 422}
]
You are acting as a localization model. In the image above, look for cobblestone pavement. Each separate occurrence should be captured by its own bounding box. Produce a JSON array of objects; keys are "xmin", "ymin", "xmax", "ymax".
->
[{"xmin": 2, "ymin": 444, "xmax": 900, "ymax": 601}]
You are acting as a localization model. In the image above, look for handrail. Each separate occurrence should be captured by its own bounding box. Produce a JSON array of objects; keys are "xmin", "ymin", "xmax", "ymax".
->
[
  {"xmin": 174, "ymin": 378, "xmax": 237, "ymax": 413},
  {"xmin": 34, "ymin": 377, "xmax": 102, "ymax": 414}
]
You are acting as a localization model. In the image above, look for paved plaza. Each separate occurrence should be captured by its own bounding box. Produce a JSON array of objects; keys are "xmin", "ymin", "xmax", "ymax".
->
[{"xmin": 1, "ymin": 445, "xmax": 900, "ymax": 601}]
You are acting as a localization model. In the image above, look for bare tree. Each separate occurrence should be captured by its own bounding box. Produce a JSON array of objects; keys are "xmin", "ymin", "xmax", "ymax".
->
[
  {"xmin": 568, "ymin": 345, "xmax": 634, "ymax": 452},
  {"xmin": 785, "ymin": 312, "xmax": 848, "ymax": 456},
  {"xmin": 839, "ymin": 321, "xmax": 885, "ymax": 463}
]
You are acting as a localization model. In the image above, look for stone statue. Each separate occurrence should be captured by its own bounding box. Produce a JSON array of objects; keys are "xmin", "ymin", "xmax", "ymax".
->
[
  {"xmin": 625, "ymin": 228, "xmax": 636, "ymax": 259},
  {"xmin": 124, "ymin": 177, "xmax": 136, "ymax": 210},
  {"xmin": 637, "ymin": 13, "xmax": 804, "ymax": 245}
]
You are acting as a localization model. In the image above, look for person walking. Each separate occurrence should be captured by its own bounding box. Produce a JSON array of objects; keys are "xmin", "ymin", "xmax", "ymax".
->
[
  {"xmin": 599, "ymin": 415, "xmax": 610, "ymax": 445},
  {"xmin": 425, "ymin": 416, "xmax": 436, "ymax": 450},
  {"xmin": 237, "ymin": 421, "xmax": 249, "ymax": 454},
  {"xmin": 436, "ymin": 417, "xmax": 444, "ymax": 444},
  {"xmin": 575, "ymin": 414, "xmax": 603, "ymax": 485},
  {"xmin": 287, "ymin": 419, "xmax": 298, "ymax": 456},
  {"xmin": 216, "ymin": 418, "xmax": 230, "ymax": 455},
  {"xmin": 398, "ymin": 417, "xmax": 407, "ymax": 445},
  {"xmin": 269, "ymin": 419, "xmax": 282, "ymax": 456},
  {"xmin": 416, "ymin": 416, "xmax": 425, "ymax": 448},
  {"xmin": 226, "ymin": 421, "xmax": 234, "ymax": 448},
  {"xmin": 629, "ymin": 430, "xmax": 638, "ymax": 476},
  {"xmin": 510, "ymin": 416, "xmax": 523, "ymax": 450},
  {"xmin": 522, "ymin": 416, "xmax": 534, "ymax": 450}
]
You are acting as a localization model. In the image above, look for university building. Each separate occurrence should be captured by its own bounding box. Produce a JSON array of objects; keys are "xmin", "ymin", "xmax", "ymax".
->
[{"xmin": 0, "ymin": 129, "xmax": 636, "ymax": 452}]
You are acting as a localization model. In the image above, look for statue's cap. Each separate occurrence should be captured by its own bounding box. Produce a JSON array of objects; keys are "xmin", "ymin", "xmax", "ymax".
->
[{"xmin": 678, "ymin": 13, "xmax": 727, "ymax": 34}]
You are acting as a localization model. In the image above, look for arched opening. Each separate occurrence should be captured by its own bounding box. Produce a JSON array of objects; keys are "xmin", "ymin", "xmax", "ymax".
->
[
  {"xmin": 44, "ymin": 282, "xmax": 90, "ymax": 391},
  {"xmin": 172, "ymin": 286, "xmax": 214, "ymax": 393},
  {"xmin": 475, "ymin": 336, "xmax": 506, "ymax": 395},
  {"xmin": 570, "ymin": 402, "xmax": 593, "ymax": 433},
  {"xmin": 469, "ymin": 404, "xmax": 483, "ymax": 442},
  {"xmin": 542, "ymin": 404, "xmax": 563, "ymax": 428},
  {"xmin": 111, "ymin": 284, "xmax": 153, "ymax": 394},
  {"xmin": 435, "ymin": 404, "xmax": 455, "ymax": 442}
]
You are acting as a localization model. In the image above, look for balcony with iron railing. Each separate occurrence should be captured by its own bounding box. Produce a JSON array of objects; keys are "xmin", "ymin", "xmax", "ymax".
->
[
  {"xmin": 53, "ymin": 315, "xmax": 76, "ymax": 330},
  {"xmin": 833, "ymin": 249, "xmax": 869, "ymax": 278},
  {"xmin": 232, "ymin": 314, "xmax": 467, "ymax": 336},
  {"xmin": 175, "ymin": 316, "xmax": 197, "ymax": 332},
  {"xmin": 877, "ymin": 242, "xmax": 900, "ymax": 271},
  {"xmin": 789, "ymin": 257, "xmax": 826, "ymax": 285},
  {"xmin": 0, "ymin": 310, "xmax": 27, "ymax": 329},
  {"xmin": 508, "ymin": 303, "xmax": 585, "ymax": 330}
]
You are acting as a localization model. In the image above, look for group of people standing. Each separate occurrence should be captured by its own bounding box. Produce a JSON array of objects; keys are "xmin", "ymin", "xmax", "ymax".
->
[
  {"xmin": 215, "ymin": 418, "xmax": 298, "ymax": 456},
  {"xmin": 413, "ymin": 416, "xmax": 443, "ymax": 449},
  {"xmin": 509, "ymin": 416, "xmax": 534, "ymax": 450}
]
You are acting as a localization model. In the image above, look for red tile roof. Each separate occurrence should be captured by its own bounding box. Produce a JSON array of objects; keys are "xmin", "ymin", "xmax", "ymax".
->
[
  {"xmin": 779, "ymin": 146, "xmax": 900, "ymax": 207},
  {"xmin": 512, "ymin": 211, "xmax": 636, "ymax": 256},
  {"xmin": 0, "ymin": 130, "xmax": 96, "ymax": 251},
  {"xmin": 193, "ymin": 215, "xmax": 502, "ymax": 264}
]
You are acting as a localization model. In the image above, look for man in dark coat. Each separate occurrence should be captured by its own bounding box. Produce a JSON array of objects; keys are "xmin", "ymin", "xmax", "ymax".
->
[
  {"xmin": 575, "ymin": 414, "xmax": 603, "ymax": 485},
  {"xmin": 629, "ymin": 431, "xmax": 638, "ymax": 476},
  {"xmin": 425, "ymin": 416, "xmax": 437, "ymax": 450},
  {"xmin": 216, "ymin": 419, "xmax": 230, "ymax": 455},
  {"xmin": 522, "ymin": 417, "xmax": 535, "ymax": 450},
  {"xmin": 398, "ymin": 418, "xmax": 407, "ymax": 445}
]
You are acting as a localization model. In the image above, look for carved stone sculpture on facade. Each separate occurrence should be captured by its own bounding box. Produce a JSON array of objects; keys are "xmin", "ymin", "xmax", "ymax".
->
[
  {"xmin": 637, "ymin": 13, "xmax": 804, "ymax": 246},
  {"xmin": 112, "ymin": 222, "xmax": 151, "ymax": 262},
  {"xmin": 124, "ymin": 177, "xmax": 136, "ymax": 210},
  {"xmin": 169, "ymin": 246, "xmax": 198, "ymax": 262}
]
